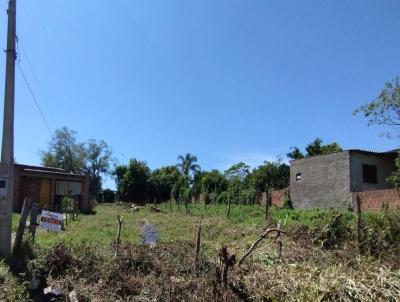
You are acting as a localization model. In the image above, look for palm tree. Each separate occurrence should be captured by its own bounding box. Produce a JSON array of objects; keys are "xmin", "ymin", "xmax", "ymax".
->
[{"xmin": 176, "ymin": 153, "xmax": 201, "ymax": 176}]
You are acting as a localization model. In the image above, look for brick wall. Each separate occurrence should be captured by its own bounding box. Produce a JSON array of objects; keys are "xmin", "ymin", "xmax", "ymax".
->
[
  {"xmin": 259, "ymin": 188, "xmax": 288, "ymax": 207},
  {"xmin": 351, "ymin": 188, "xmax": 400, "ymax": 212}
]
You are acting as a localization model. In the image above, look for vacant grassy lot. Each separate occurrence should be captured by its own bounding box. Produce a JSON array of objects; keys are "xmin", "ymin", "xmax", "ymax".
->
[{"xmin": 3, "ymin": 202, "xmax": 400, "ymax": 301}]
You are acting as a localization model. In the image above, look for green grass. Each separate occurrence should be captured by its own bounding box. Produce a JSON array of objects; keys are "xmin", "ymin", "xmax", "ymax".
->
[
  {"xmin": 25, "ymin": 202, "xmax": 351, "ymax": 255},
  {"xmin": 10, "ymin": 202, "xmax": 399, "ymax": 255},
  {"xmin": 6, "ymin": 202, "xmax": 400, "ymax": 301}
]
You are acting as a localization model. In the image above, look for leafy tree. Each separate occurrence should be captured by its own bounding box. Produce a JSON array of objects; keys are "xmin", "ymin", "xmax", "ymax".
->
[
  {"xmin": 388, "ymin": 157, "xmax": 400, "ymax": 187},
  {"xmin": 102, "ymin": 189, "xmax": 116, "ymax": 203},
  {"xmin": 149, "ymin": 166, "xmax": 180, "ymax": 202},
  {"xmin": 41, "ymin": 127, "xmax": 114, "ymax": 199},
  {"xmin": 305, "ymin": 138, "xmax": 342, "ymax": 156},
  {"xmin": 246, "ymin": 160, "xmax": 290, "ymax": 198},
  {"xmin": 287, "ymin": 138, "xmax": 343, "ymax": 160},
  {"xmin": 114, "ymin": 159, "xmax": 151, "ymax": 204},
  {"xmin": 191, "ymin": 171, "xmax": 206, "ymax": 197},
  {"xmin": 114, "ymin": 165, "xmax": 127, "ymax": 196},
  {"xmin": 171, "ymin": 175, "xmax": 190, "ymax": 209},
  {"xmin": 286, "ymin": 147, "xmax": 304, "ymax": 160},
  {"xmin": 176, "ymin": 153, "xmax": 201, "ymax": 176},
  {"xmin": 41, "ymin": 127, "xmax": 85, "ymax": 173},
  {"xmin": 355, "ymin": 78, "xmax": 400, "ymax": 185},
  {"xmin": 354, "ymin": 77, "xmax": 400, "ymax": 137},
  {"xmin": 224, "ymin": 162, "xmax": 250, "ymax": 181},
  {"xmin": 83, "ymin": 139, "xmax": 113, "ymax": 198},
  {"xmin": 201, "ymin": 170, "xmax": 228, "ymax": 203}
]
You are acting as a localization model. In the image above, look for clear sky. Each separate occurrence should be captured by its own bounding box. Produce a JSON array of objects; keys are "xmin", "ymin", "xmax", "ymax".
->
[{"xmin": 0, "ymin": 1, "xmax": 399, "ymax": 189}]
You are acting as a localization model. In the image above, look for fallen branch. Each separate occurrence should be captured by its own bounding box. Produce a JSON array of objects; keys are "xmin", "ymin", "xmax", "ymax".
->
[
  {"xmin": 238, "ymin": 227, "xmax": 287, "ymax": 266},
  {"xmin": 149, "ymin": 206, "xmax": 162, "ymax": 213}
]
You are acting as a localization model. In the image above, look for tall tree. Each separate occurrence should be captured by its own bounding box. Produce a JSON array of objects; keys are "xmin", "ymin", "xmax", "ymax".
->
[
  {"xmin": 41, "ymin": 127, "xmax": 85, "ymax": 173},
  {"xmin": 354, "ymin": 77, "xmax": 400, "ymax": 137},
  {"xmin": 83, "ymin": 139, "xmax": 113, "ymax": 198},
  {"xmin": 114, "ymin": 159, "xmax": 151, "ymax": 204},
  {"xmin": 176, "ymin": 153, "xmax": 201, "ymax": 176},
  {"xmin": 41, "ymin": 127, "xmax": 114, "ymax": 198},
  {"xmin": 149, "ymin": 166, "xmax": 180, "ymax": 202}
]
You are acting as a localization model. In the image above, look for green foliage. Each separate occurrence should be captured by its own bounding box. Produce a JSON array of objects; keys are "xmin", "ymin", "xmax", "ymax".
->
[
  {"xmin": 83, "ymin": 139, "xmax": 114, "ymax": 198},
  {"xmin": 354, "ymin": 77, "xmax": 400, "ymax": 136},
  {"xmin": 102, "ymin": 189, "xmax": 116, "ymax": 203},
  {"xmin": 0, "ymin": 261, "xmax": 30, "ymax": 301},
  {"xmin": 176, "ymin": 153, "xmax": 201, "ymax": 176},
  {"xmin": 224, "ymin": 162, "xmax": 250, "ymax": 181},
  {"xmin": 114, "ymin": 159, "xmax": 151, "ymax": 204},
  {"xmin": 41, "ymin": 127, "xmax": 114, "ymax": 198},
  {"xmin": 287, "ymin": 138, "xmax": 343, "ymax": 160},
  {"xmin": 305, "ymin": 138, "xmax": 343, "ymax": 156},
  {"xmin": 282, "ymin": 191, "xmax": 293, "ymax": 209},
  {"xmin": 201, "ymin": 170, "xmax": 228, "ymax": 203},
  {"xmin": 246, "ymin": 160, "xmax": 290, "ymax": 194},
  {"xmin": 149, "ymin": 166, "xmax": 180, "ymax": 202},
  {"xmin": 171, "ymin": 175, "xmax": 190, "ymax": 203},
  {"xmin": 41, "ymin": 127, "xmax": 85, "ymax": 173},
  {"xmin": 286, "ymin": 146, "xmax": 304, "ymax": 160},
  {"xmin": 387, "ymin": 155, "xmax": 400, "ymax": 187}
]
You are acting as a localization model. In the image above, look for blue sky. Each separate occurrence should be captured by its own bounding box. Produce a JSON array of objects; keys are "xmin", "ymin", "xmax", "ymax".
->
[{"xmin": 0, "ymin": 1, "xmax": 399, "ymax": 189}]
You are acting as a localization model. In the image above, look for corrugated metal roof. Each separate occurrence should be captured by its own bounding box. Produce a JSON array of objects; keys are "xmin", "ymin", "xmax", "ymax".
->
[
  {"xmin": 15, "ymin": 163, "xmax": 85, "ymax": 177},
  {"xmin": 290, "ymin": 148, "xmax": 399, "ymax": 162},
  {"xmin": 347, "ymin": 149, "xmax": 399, "ymax": 156}
]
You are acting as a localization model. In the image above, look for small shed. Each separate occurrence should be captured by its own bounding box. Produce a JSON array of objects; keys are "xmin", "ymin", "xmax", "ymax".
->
[{"xmin": 13, "ymin": 164, "xmax": 90, "ymax": 212}]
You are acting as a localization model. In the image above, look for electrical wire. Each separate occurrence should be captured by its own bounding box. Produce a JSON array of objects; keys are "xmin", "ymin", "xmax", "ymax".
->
[
  {"xmin": 17, "ymin": 61, "xmax": 53, "ymax": 135},
  {"xmin": 17, "ymin": 36, "xmax": 56, "ymax": 123}
]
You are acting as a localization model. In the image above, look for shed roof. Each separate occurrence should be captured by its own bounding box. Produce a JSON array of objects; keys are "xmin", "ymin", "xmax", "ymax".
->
[
  {"xmin": 290, "ymin": 148, "xmax": 399, "ymax": 163},
  {"xmin": 15, "ymin": 163, "xmax": 86, "ymax": 177}
]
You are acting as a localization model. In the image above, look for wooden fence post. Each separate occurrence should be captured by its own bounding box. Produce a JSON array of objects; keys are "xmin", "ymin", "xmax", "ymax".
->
[
  {"xmin": 29, "ymin": 203, "xmax": 39, "ymax": 243},
  {"xmin": 265, "ymin": 185, "xmax": 270, "ymax": 221},
  {"xmin": 275, "ymin": 221, "xmax": 282, "ymax": 260},
  {"xmin": 115, "ymin": 215, "xmax": 123, "ymax": 257},
  {"xmin": 12, "ymin": 198, "xmax": 32, "ymax": 255},
  {"xmin": 194, "ymin": 221, "xmax": 202, "ymax": 269}
]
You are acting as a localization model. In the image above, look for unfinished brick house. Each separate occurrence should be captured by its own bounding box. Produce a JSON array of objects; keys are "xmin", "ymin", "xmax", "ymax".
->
[
  {"xmin": 290, "ymin": 149, "xmax": 400, "ymax": 211},
  {"xmin": 13, "ymin": 164, "xmax": 90, "ymax": 213}
]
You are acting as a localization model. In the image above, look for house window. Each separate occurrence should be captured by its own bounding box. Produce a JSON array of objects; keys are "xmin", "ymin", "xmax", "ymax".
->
[
  {"xmin": 296, "ymin": 173, "xmax": 302, "ymax": 181},
  {"xmin": 362, "ymin": 164, "xmax": 377, "ymax": 184}
]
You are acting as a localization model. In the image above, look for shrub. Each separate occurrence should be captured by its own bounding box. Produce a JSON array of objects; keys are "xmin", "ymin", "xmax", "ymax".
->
[{"xmin": 102, "ymin": 189, "xmax": 116, "ymax": 203}]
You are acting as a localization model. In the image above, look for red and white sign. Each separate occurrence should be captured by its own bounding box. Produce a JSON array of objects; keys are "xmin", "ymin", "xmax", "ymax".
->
[{"xmin": 39, "ymin": 210, "xmax": 63, "ymax": 232}]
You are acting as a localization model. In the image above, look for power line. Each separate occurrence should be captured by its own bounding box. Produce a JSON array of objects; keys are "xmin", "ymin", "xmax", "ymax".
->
[
  {"xmin": 17, "ymin": 61, "xmax": 53, "ymax": 135},
  {"xmin": 17, "ymin": 36, "xmax": 56, "ymax": 123}
]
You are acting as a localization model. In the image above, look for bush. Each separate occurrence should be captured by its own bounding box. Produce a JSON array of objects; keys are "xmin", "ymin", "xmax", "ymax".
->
[{"xmin": 103, "ymin": 189, "xmax": 116, "ymax": 203}]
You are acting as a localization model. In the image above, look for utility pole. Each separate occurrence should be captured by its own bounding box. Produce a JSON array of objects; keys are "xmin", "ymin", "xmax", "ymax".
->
[{"xmin": 0, "ymin": 0, "xmax": 16, "ymax": 258}]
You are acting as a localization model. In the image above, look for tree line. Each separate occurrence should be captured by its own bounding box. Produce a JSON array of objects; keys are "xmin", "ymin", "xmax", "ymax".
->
[
  {"xmin": 113, "ymin": 138, "xmax": 343, "ymax": 207},
  {"xmin": 39, "ymin": 77, "xmax": 400, "ymax": 205}
]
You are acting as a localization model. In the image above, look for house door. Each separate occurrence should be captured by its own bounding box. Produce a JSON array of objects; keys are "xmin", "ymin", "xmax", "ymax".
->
[{"xmin": 39, "ymin": 179, "xmax": 51, "ymax": 208}]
